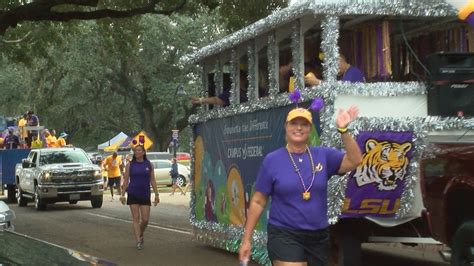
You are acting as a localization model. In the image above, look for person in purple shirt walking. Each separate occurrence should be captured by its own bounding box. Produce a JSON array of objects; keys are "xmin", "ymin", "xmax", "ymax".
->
[
  {"xmin": 120, "ymin": 145, "xmax": 160, "ymax": 250},
  {"xmin": 239, "ymin": 106, "xmax": 362, "ymax": 266}
]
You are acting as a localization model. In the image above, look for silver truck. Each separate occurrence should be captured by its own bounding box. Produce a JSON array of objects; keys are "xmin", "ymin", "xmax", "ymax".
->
[{"xmin": 15, "ymin": 148, "xmax": 104, "ymax": 210}]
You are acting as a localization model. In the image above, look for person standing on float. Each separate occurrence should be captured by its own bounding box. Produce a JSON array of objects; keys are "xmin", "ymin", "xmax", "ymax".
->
[{"xmin": 239, "ymin": 106, "xmax": 362, "ymax": 266}]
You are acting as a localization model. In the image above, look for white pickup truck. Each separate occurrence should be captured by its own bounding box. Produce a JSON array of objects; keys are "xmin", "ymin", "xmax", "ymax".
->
[{"xmin": 15, "ymin": 148, "xmax": 104, "ymax": 210}]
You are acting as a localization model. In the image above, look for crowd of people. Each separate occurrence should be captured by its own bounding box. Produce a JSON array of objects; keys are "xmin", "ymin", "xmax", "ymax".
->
[{"xmin": 0, "ymin": 110, "xmax": 70, "ymax": 149}]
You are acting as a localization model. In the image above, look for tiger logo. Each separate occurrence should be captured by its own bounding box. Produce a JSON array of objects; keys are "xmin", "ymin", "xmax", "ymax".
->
[{"xmin": 354, "ymin": 139, "xmax": 412, "ymax": 191}]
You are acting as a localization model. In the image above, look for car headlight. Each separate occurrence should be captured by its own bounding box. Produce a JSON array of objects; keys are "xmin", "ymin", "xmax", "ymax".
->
[
  {"xmin": 41, "ymin": 171, "xmax": 51, "ymax": 182},
  {"xmin": 94, "ymin": 170, "xmax": 101, "ymax": 179}
]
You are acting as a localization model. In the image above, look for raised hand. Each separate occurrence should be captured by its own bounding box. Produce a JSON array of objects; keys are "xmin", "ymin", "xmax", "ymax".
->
[{"xmin": 336, "ymin": 105, "xmax": 359, "ymax": 128}]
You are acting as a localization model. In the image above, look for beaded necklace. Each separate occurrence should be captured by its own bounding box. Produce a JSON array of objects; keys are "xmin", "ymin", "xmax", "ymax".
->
[{"xmin": 286, "ymin": 145, "xmax": 316, "ymax": 200}]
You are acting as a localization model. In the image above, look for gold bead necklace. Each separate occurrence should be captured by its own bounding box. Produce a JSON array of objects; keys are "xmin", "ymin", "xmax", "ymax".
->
[{"xmin": 286, "ymin": 145, "xmax": 317, "ymax": 200}]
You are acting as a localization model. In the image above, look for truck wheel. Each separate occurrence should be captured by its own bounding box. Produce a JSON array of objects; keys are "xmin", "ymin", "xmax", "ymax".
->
[
  {"xmin": 91, "ymin": 196, "xmax": 103, "ymax": 208},
  {"xmin": 34, "ymin": 188, "xmax": 47, "ymax": 211},
  {"xmin": 7, "ymin": 185, "xmax": 17, "ymax": 203},
  {"xmin": 17, "ymin": 187, "xmax": 27, "ymax": 207},
  {"xmin": 451, "ymin": 220, "xmax": 474, "ymax": 266},
  {"xmin": 177, "ymin": 175, "xmax": 186, "ymax": 187}
]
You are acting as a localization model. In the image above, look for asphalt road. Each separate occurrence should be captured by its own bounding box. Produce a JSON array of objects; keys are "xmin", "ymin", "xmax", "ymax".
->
[
  {"xmin": 3, "ymin": 192, "xmax": 254, "ymax": 266},
  {"xmin": 2, "ymin": 192, "xmax": 449, "ymax": 266}
]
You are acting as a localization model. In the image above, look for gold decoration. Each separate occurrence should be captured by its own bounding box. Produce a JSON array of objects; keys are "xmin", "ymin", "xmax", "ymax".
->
[
  {"xmin": 286, "ymin": 145, "xmax": 317, "ymax": 200},
  {"xmin": 303, "ymin": 191, "xmax": 311, "ymax": 200}
]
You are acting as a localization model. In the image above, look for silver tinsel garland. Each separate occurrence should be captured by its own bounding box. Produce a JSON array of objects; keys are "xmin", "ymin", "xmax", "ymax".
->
[
  {"xmin": 181, "ymin": 0, "xmax": 455, "ymax": 65},
  {"xmin": 247, "ymin": 40, "xmax": 258, "ymax": 101},
  {"xmin": 200, "ymin": 62, "xmax": 209, "ymax": 112},
  {"xmin": 187, "ymin": 0, "xmax": 463, "ymax": 264},
  {"xmin": 325, "ymin": 117, "xmax": 428, "ymax": 222},
  {"xmin": 267, "ymin": 33, "xmax": 279, "ymax": 96},
  {"xmin": 321, "ymin": 15, "xmax": 339, "ymax": 82},
  {"xmin": 214, "ymin": 59, "xmax": 223, "ymax": 102},
  {"xmin": 230, "ymin": 49, "xmax": 239, "ymax": 106},
  {"xmin": 291, "ymin": 20, "xmax": 304, "ymax": 90}
]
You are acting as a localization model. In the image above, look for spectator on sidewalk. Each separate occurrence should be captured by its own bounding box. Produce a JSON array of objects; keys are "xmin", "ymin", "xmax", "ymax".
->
[
  {"xmin": 103, "ymin": 151, "xmax": 123, "ymax": 201},
  {"xmin": 169, "ymin": 158, "xmax": 186, "ymax": 196}
]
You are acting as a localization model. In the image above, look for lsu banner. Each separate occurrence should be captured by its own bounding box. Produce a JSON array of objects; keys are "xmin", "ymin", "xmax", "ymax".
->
[
  {"xmin": 193, "ymin": 105, "xmax": 321, "ymax": 231},
  {"xmin": 341, "ymin": 131, "xmax": 414, "ymax": 218}
]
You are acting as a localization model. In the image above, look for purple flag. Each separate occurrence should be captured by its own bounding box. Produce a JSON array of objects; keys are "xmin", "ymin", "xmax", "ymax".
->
[{"xmin": 341, "ymin": 131, "xmax": 414, "ymax": 218}]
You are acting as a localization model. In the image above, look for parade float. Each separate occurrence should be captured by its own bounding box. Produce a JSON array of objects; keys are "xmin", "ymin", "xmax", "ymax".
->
[{"xmin": 182, "ymin": 0, "xmax": 474, "ymax": 264}]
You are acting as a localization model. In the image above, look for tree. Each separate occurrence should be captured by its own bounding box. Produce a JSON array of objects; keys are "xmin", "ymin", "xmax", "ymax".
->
[
  {"xmin": 216, "ymin": 0, "xmax": 288, "ymax": 31},
  {"xmin": 0, "ymin": 11, "xmax": 225, "ymax": 150},
  {"xmin": 0, "ymin": 1, "xmax": 287, "ymax": 150},
  {"xmin": 0, "ymin": 0, "xmax": 187, "ymax": 36},
  {"xmin": 101, "ymin": 13, "xmax": 225, "ymax": 150}
]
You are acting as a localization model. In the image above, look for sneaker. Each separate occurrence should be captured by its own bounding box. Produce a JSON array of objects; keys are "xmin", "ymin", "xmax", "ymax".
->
[
  {"xmin": 136, "ymin": 241, "xmax": 143, "ymax": 250},
  {"xmin": 181, "ymin": 192, "xmax": 186, "ymax": 195},
  {"xmin": 169, "ymin": 193, "xmax": 174, "ymax": 196},
  {"xmin": 139, "ymin": 236, "xmax": 144, "ymax": 245}
]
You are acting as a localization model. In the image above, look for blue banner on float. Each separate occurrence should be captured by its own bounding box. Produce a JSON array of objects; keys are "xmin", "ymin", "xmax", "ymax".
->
[{"xmin": 193, "ymin": 105, "xmax": 321, "ymax": 231}]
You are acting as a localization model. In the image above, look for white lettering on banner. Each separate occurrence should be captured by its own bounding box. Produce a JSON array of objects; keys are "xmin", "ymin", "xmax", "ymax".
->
[
  {"xmin": 249, "ymin": 120, "xmax": 268, "ymax": 132},
  {"xmin": 242, "ymin": 145, "xmax": 263, "ymax": 159},
  {"xmin": 227, "ymin": 145, "xmax": 263, "ymax": 160},
  {"xmin": 223, "ymin": 125, "xmax": 241, "ymax": 135},
  {"xmin": 223, "ymin": 118, "xmax": 268, "ymax": 159},
  {"xmin": 228, "ymin": 147, "xmax": 242, "ymax": 159},
  {"xmin": 223, "ymin": 119, "xmax": 269, "ymax": 135}
]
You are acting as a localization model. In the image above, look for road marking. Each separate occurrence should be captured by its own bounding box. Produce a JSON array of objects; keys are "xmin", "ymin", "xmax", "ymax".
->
[{"xmin": 87, "ymin": 212, "xmax": 193, "ymax": 235}]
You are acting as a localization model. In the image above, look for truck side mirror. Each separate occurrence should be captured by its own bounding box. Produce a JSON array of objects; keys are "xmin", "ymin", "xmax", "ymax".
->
[{"xmin": 22, "ymin": 159, "xmax": 31, "ymax": 168}]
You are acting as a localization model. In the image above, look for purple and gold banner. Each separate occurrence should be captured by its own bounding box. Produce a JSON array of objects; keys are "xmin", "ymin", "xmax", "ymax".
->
[{"xmin": 341, "ymin": 131, "xmax": 414, "ymax": 218}]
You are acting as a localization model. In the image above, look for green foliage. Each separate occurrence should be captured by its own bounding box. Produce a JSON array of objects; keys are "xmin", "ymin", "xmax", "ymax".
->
[
  {"xmin": 0, "ymin": 56, "xmax": 31, "ymax": 116},
  {"xmin": 0, "ymin": 1, "xmax": 285, "ymax": 150},
  {"xmin": 216, "ymin": 0, "xmax": 288, "ymax": 31},
  {"xmin": 0, "ymin": 8, "xmax": 225, "ymax": 150}
]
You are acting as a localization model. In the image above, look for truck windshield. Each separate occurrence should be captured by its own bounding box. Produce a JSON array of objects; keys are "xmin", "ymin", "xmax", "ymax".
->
[{"xmin": 39, "ymin": 150, "xmax": 90, "ymax": 165}]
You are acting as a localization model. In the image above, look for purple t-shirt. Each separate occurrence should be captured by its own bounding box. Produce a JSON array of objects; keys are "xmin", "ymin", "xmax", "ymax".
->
[
  {"xmin": 127, "ymin": 160, "xmax": 152, "ymax": 199},
  {"xmin": 27, "ymin": 115, "xmax": 39, "ymax": 126},
  {"xmin": 341, "ymin": 66, "xmax": 365, "ymax": 83},
  {"xmin": 3, "ymin": 135, "xmax": 19, "ymax": 149},
  {"xmin": 255, "ymin": 146, "xmax": 344, "ymax": 231}
]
